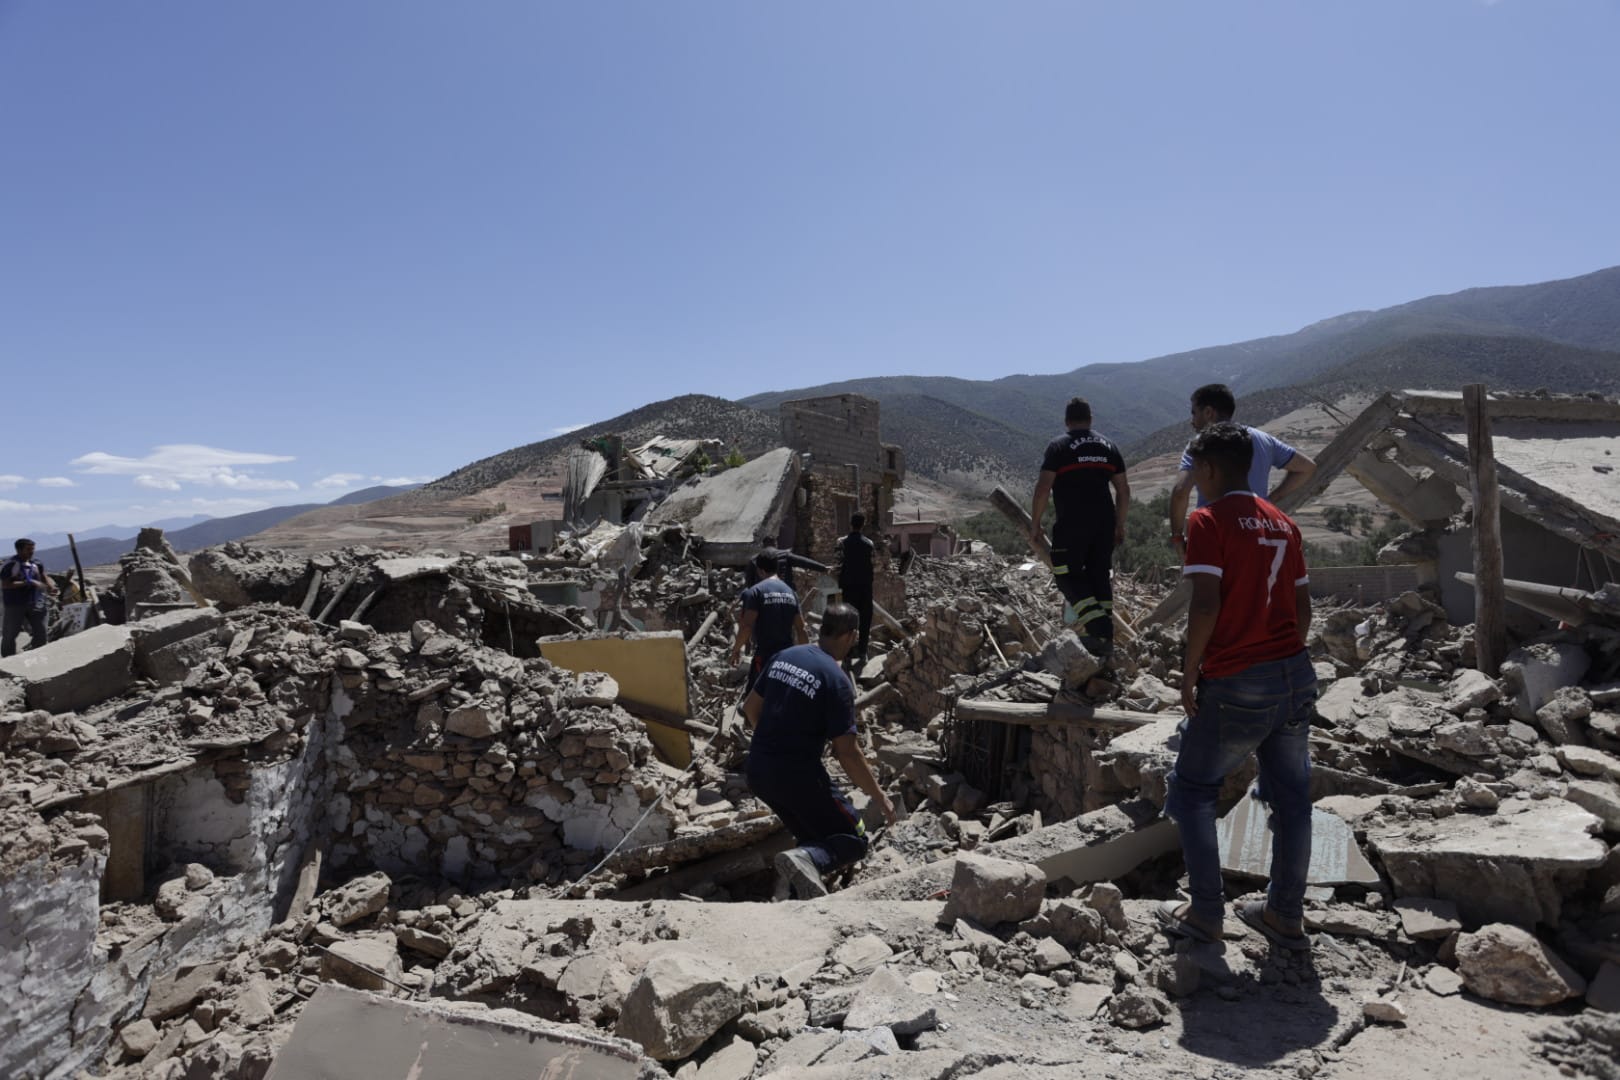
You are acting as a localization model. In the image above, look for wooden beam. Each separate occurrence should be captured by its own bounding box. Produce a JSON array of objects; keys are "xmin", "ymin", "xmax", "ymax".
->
[
  {"xmin": 954, "ymin": 697, "xmax": 1162, "ymax": 730},
  {"xmin": 1464, "ymin": 384, "xmax": 1506, "ymax": 676},
  {"xmin": 1401, "ymin": 391, "xmax": 1620, "ymax": 424},
  {"xmin": 989, "ymin": 485, "xmax": 1052, "ymax": 566}
]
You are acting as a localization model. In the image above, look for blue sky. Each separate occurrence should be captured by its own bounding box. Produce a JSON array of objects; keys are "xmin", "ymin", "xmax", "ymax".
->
[{"xmin": 3, "ymin": 0, "xmax": 1618, "ymax": 535}]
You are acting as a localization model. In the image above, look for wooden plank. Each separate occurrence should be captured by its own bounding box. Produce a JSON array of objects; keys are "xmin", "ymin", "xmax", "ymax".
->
[
  {"xmin": 298, "ymin": 569, "xmax": 324, "ymax": 615},
  {"xmin": 1401, "ymin": 391, "xmax": 1620, "ymax": 424},
  {"xmin": 954, "ymin": 697, "xmax": 1162, "ymax": 730},
  {"xmin": 872, "ymin": 601, "xmax": 906, "ymax": 636},
  {"xmin": 314, "ymin": 573, "xmax": 353, "ymax": 625},
  {"xmin": 1464, "ymin": 384, "xmax": 1506, "ymax": 677},
  {"xmin": 1273, "ymin": 391, "xmax": 1403, "ymax": 514},
  {"xmin": 989, "ymin": 485, "xmax": 1053, "ymax": 566}
]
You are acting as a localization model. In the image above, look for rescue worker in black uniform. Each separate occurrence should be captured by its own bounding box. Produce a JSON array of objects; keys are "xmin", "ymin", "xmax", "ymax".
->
[
  {"xmin": 744, "ymin": 602, "xmax": 901, "ymax": 899},
  {"xmin": 730, "ymin": 548, "xmax": 809, "ymax": 695},
  {"xmin": 1031, "ymin": 397, "xmax": 1131, "ymax": 653},
  {"xmin": 835, "ymin": 513, "xmax": 876, "ymax": 667}
]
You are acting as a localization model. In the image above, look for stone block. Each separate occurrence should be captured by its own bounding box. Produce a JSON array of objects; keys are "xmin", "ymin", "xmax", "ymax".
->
[
  {"xmin": 841, "ymin": 965, "xmax": 939, "ymax": 1035},
  {"xmin": 939, "ymin": 854, "xmax": 1046, "ymax": 927},
  {"xmin": 615, "ymin": 952, "xmax": 746, "ymax": 1061},
  {"xmin": 321, "ymin": 936, "xmax": 403, "ymax": 994},
  {"xmin": 1393, "ymin": 897, "xmax": 1462, "ymax": 941},
  {"xmin": 1455, "ymin": 924, "xmax": 1586, "ymax": 1007},
  {"xmin": 0, "ymin": 624, "xmax": 133, "ymax": 714},
  {"xmin": 1501, "ymin": 642, "xmax": 1591, "ymax": 720},
  {"xmin": 128, "ymin": 607, "xmax": 223, "ymax": 678}
]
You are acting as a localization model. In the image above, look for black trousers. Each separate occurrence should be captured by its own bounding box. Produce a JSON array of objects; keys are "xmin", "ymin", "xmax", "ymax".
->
[
  {"xmin": 1051, "ymin": 520, "xmax": 1114, "ymax": 639},
  {"xmin": 840, "ymin": 582, "xmax": 874, "ymax": 663},
  {"xmin": 746, "ymin": 753, "xmax": 869, "ymax": 872}
]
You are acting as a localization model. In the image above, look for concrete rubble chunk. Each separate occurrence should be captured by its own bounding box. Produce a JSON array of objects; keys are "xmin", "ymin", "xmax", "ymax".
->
[
  {"xmin": 118, "ymin": 1018, "xmax": 159, "ymax": 1058},
  {"xmin": 144, "ymin": 960, "xmax": 226, "ymax": 1022},
  {"xmin": 1559, "ymin": 745, "xmax": 1620, "ymax": 781},
  {"xmin": 1537, "ymin": 687, "xmax": 1593, "ymax": 747},
  {"xmin": 1217, "ymin": 800, "xmax": 1381, "ymax": 886},
  {"xmin": 615, "ymin": 952, "xmax": 747, "ymax": 1061},
  {"xmin": 842, "ymin": 965, "xmax": 940, "ymax": 1036},
  {"xmin": 1363, "ymin": 996, "xmax": 1408, "ymax": 1023},
  {"xmin": 1085, "ymin": 882, "xmax": 1129, "ymax": 932},
  {"xmin": 1455, "ymin": 924, "xmax": 1587, "ymax": 1007},
  {"xmin": 695, "ymin": 1034, "xmax": 759, "ymax": 1080},
  {"xmin": 1393, "ymin": 897, "xmax": 1462, "ymax": 940},
  {"xmin": 832, "ymin": 934, "xmax": 894, "ymax": 973},
  {"xmin": 939, "ymin": 854, "xmax": 1046, "ymax": 927},
  {"xmin": 1032, "ymin": 938, "xmax": 1075, "ymax": 973},
  {"xmin": 1423, "ymin": 967, "xmax": 1464, "ymax": 996},
  {"xmin": 321, "ymin": 935, "xmax": 404, "ymax": 994},
  {"xmin": 1502, "ymin": 642, "xmax": 1591, "ymax": 720},
  {"xmin": 1371, "ymin": 798, "xmax": 1607, "ymax": 926},
  {"xmin": 0, "ymin": 624, "xmax": 133, "ymax": 714},
  {"xmin": 1444, "ymin": 668, "xmax": 1502, "ymax": 714},
  {"xmin": 1564, "ymin": 779, "xmax": 1620, "ymax": 833},
  {"xmin": 324, "ymin": 871, "xmax": 392, "ymax": 927},
  {"xmin": 1040, "ymin": 632, "xmax": 1102, "ymax": 689},
  {"xmin": 445, "ymin": 703, "xmax": 503, "ymax": 738},
  {"xmin": 1107, "ymin": 986, "xmax": 1170, "ymax": 1029}
]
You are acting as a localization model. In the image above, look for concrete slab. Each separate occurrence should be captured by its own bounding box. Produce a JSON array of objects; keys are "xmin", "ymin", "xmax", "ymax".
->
[
  {"xmin": 1216, "ymin": 798, "xmax": 1380, "ymax": 886},
  {"xmin": 646, "ymin": 448, "xmax": 802, "ymax": 566},
  {"xmin": 539, "ymin": 631, "xmax": 693, "ymax": 767},
  {"xmin": 374, "ymin": 557, "xmax": 455, "ymax": 583},
  {"xmin": 0, "ymin": 623, "xmax": 133, "ymax": 714},
  {"xmin": 1370, "ymin": 798, "xmax": 1607, "ymax": 926},
  {"xmin": 266, "ymin": 985, "xmax": 651, "ymax": 1080},
  {"xmin": 128, "ymin": 607, "xmax": 224, "ymax": 677}
]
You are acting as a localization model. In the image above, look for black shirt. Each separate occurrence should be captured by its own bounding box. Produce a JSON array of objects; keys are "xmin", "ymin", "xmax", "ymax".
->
[
  {"xmin": 743, "ymin": 550, "xmax": 828, "ymax": 591},
  {"xmin": 1041, "ymin": 429, "xmax": 1127, "ymax": 527},
  {"xmin": 837, "ymin": 532, "xmax": 875, "ymax": 589},
  {"xmin": 749, "ymin": 644, "xmax": 857, "ymax": 760},
  {"xmin": 740, "ymin": 576, "xmax": 800, "ymax": 656}
]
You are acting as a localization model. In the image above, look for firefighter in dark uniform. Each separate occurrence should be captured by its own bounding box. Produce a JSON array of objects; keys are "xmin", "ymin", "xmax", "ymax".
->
[
  {"xmin": 744, "ymin": 602, "xmax": 900, "ymax": 899},
  {"xmin": 1030, "ymin": 397, "xmax": 1131, "ymax": 652},
  {"xmin": 835, "ymin": 513, "xmax": 876, "ymax": 667}
]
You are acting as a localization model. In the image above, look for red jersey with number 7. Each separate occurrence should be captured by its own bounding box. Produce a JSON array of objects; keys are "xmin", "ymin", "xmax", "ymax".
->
[{"xmin": 1182, "ymin": 491, "xmax": 1309, "ymax": 678}]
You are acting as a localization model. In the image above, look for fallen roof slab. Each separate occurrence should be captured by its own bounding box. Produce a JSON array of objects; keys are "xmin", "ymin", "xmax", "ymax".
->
[
  {"xmin": 0, "ymin": 623, "xmax": 133, "ymax": 714},
  {"xmin": 265, "ymin": 985, "xmax": 654, "ymax": 1080},
  {"xmin": 645, "ymin": 447, "xmax": 801, "ymax": 566},
  {"xmin": 1217, "ymin": 799, "xmax": 1381, "ymax": 886}
]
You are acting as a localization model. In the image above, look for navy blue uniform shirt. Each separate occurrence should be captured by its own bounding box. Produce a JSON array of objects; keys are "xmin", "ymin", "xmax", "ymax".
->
[
  {"xmin": 1041, "ymin": 429, "xmax": 1126, "ymax": 527},
  {"xmin": 740, "ymin": 576, "xmax": 800, "ymax": 656},
  {"xmin": 750, "ymin": 644, "xmax": 857, "ymax": 760}
]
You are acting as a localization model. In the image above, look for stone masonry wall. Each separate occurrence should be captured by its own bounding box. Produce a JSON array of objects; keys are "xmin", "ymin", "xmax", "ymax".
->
[{"xmin": 781, "ymin": 395, "xmax": 884, "ymax": 478}]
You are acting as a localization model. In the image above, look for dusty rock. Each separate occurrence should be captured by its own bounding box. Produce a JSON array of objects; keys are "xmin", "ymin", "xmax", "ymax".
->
[
  {"xmin": 144, "ymin": 960, "xmax": 226, "ymax": 1022},
  {"xmin": 833, "ymin": 934, "xmax": 894, "ymax": 973},
  {"xmin": 321, "ymin": 935, "xmax": 404, "ymax": 993},
  {"xmin": 938, "ymin": 854, "xmax": 1046, "ymax": 927},
  {"xmin": 182, "ymin": 863, "xmax": 215, "ymax": 890},
  {"xmin": 1559, "ymin": 746, "xmax": 1620, "ymax": 780},
  {"xmin": 695, "ymin": 1034, "xmax": 758, "ymax": 1080},
  {"xmin": 1363, "ymin": 996, "xmax": 1408, "ymax": 1023},
  {"xmin": 1423, "ymin": 967, "xmax": 1464, "ymax": 996},
  {"xmin": 445, "ymin": 703, "xmax": 503, "ymax": 738},
  {"xmin": 616, "ymin": 952, "xmax": 747, "ymax": 1060},
  {"xmin": 118, "ymin": 1018, "xmax": 160, "ymax": 1058},
  {"xmin": 154, "ymin": 877, "xmax": 196, "ymax": 920},
  {"xmin": 842, "ymin": 965, "xmax": 940, "ymax": 1035},
  {"xmin": 258, "ymin": 939, "xmax": 299, "ymax": 972},
  {"xmin": 1455, "ymin": 924, "xmax": 1586, "ymax": 1006},
  {"xmin": 1041, "ymin": 632, "xmax": 1102, "ymax": 689},
  {"xmin": 1393, "ymin": 897, "xmax": 1462, "ymax": 940},
  {"xmin": 396, "ymin": 926, "xmax": 452, "ymax": 959},
  {"xmin": 1537, "ymin": 687, "xmax": 1593, "ymax": 746},
  {"xmin": 1031, "ymin": 938, "xmax": 1074, "ymax": 973},
  {"xmin": 567, "ymin": 672, "xmax": 620, "ymax": 708},
  {"xmin": 736, "ymin": 997, "xmax": 809, "ymax": 1041},
  {"xmin": 1157, "ymin": 953, "xmax": 1201, "ymax": 998},
  {"xmin": 1086, "ymin": 882, "xmax": 1129, "ymax": 933},
  {"xmin": 1445, "ymin": 669, "xmax": 1501, "ymax": 714},
  {"xmin": 1107, "ymin": 986, "xmax": 1170, "ymax": 1029},
  {"xmin": 1565, "ymin": 779, "xmax": 1620, "ymax": 832},
  {"xmin": 1453, "ymin": 777, "xmax": 1499, "ymax": 810},
  {"xmin": 234, "ymin": 977, "xmax": 276, "ymax": 1028},
  {"xmin": 325, "ymin": 871, "xmax": 392, "ymax": 927}
]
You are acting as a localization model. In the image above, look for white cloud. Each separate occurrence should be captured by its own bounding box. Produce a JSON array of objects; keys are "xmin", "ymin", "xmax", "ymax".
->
[
  {"xmin": 178, "ymin": 497, "xmax": 275, "ymax": 514},
  {"xmin": 315, "ymin": 472, "xmax": 367, "ymax": 490},
  {"xmin": 71, "ymin": 444, "xmax": 297, "ymax": 491},
  {"xmin": 315, "ymin": 472, "xmax": 432, "ymax": 491},
  {"xmin": 0, "ymin": 475, "xmax": 24, "ymax": 491},
  {"xmin": 36, "ymin": 477, "xmax": 76, "ymax": 488},
  {"xmin": 550, "ymin": 423, "xmax": 588, "ymax": 436},
  {"xmin": 0, "ymin": 499, "xmax": 79, "ymax": 513}
]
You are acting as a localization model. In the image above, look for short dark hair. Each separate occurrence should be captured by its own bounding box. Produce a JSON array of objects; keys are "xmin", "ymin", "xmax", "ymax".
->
[
  {"xmin": 753, "ymin": 548, "xmax": 780, "ymax": 574},
  {"xmin": 1186, "ymin": 421, "xmax": 1254, "ymax": 482},
  {"xmin": 1191, "ymin": 384, "xmax": 1236, "ymax": 419},
  {"xmin": 1064, "ymin": 397, "xmax": 1092, "ymax": 425},
  {"xmin": 15, "ymin": 538, "xmax": 34, "ymax": 552},
  {"xmin": 849, "ymin": 513, "xmax": 865, "ymax": 531},
  {"xmin": 821, "ymin": 601, "xmax": 859, "ymax": 639}
]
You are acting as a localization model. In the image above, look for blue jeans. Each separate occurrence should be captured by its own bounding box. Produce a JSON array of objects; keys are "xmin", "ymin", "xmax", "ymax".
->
[{"xmin": 1166, "ymin": 649, "xmax": 1316, "ymax": 924}]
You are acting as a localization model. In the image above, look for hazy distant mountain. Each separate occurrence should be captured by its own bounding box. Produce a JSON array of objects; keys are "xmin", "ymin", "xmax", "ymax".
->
[
  {"xmin": 325, "ymin": 483, "xmax": 423, "ymax": 507},
  {"xmin": 23, "ymin": 515, "xmax": 212, "ymax": 552},
  {"xmin": 33, "ymin": 487, "xmax": 417, "ymax": 571},
  {"xmin": 742, "ymin": 264, "xmax": 1620, "ymax": 452}
]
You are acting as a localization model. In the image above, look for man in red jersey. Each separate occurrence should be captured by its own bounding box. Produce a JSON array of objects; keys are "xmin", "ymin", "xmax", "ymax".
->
[{"xmin": 1157, "ymin": 422, "xmax": 1316, "ymax": 953}]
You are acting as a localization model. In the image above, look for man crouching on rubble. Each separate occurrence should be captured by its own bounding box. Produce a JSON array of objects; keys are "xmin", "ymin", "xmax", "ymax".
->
[
  {"xmin": 1160, "ymin": 422, "xmax": 1316, "ymax": 952},
  {"xmin": 744, "ymin": 602, "xmax": 901, "ymax": 899}
]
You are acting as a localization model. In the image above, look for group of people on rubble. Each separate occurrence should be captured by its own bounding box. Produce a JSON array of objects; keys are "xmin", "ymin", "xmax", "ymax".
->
[{"xmin": 736, "ymin": 382, "xmax": 1326, "ymax": 949}]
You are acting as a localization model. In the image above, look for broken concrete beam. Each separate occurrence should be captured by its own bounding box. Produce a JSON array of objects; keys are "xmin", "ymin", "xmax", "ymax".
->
[
  {"xmin": 953, "ymin": 697, "xmax": 1160, "ymax": 731},
  {"xmin": 127, "ymin": 606, "xmax": 224, "ymax": 679},
  {"xmin": 1370, "ymin": 798, "xmax": 1608, "ymax": 926},
  {"xmin": 0, "ymin": 624, "xmax": 133, "ymax": 714},
  {"xmin": 837, "ymin": 799, "xmax": 1175, "ymax": 901},
  {"xmin": 600, "ymin": 814, "xmax": 783, "ymax": 876},
  {"xmin": 1500, "ymin": 642, "xmax": 1592, "ymax": 721},
  {"xmin": 265, "ymin": 985, "xmax": 651, "ymax": 1079}
]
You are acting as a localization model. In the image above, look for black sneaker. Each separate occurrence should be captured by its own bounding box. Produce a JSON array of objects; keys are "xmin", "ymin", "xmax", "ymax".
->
[{"xmin": 773, "ymin": 848, "xmax": 828, "ymax": 900}]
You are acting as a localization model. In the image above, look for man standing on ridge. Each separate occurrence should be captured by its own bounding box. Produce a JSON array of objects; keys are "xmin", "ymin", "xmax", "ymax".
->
[
  {"xmin": 744, "ymin": 602, "xmax": 900, "ymax": 899},
  {"xmin": 835, "ymin": 512, "xmax": 876, "ymax": 669},
  {"xmin": 2, "ymin": 538, "xmax": 56, "ymax": 657},
  {"xmin": 1169, "ymin": 384, "xmax": 1316, "ymax": 556},
  {"xmin": 1031, "ymin": 397, "xmax": 1130, "ymax": 652},
  {"xmin": 731, "ymin": 548, "xmax": 809, "ymax": 696}
]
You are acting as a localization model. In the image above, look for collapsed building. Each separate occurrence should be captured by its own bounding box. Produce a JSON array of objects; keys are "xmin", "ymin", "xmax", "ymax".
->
[{"xmin": 3, "ymin": 389, "xmax": 1620, "ymax": 1080}]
